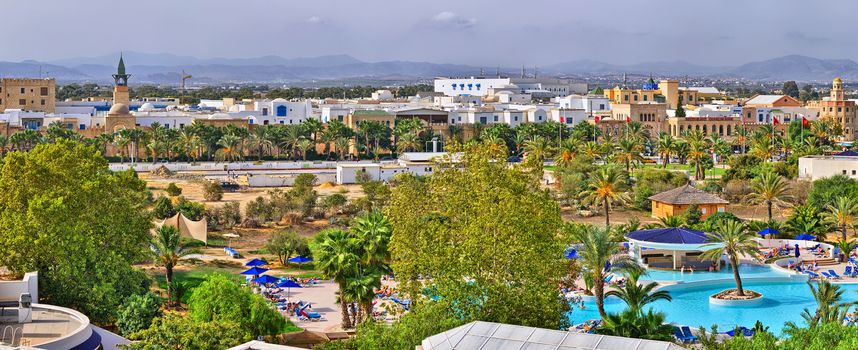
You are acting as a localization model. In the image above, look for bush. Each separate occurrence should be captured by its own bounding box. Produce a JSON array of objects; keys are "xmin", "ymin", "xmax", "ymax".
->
[
  {"xmin": 723, "ymin": 179, "xmax": 750, "ymax": 202},
  {"xmin": 153, "ymin": 196, "xmax": 176, "ymax": 219},
  {"xmin": 176, "ymin": 197, "xmax": 206, "ymax": 221},
  {"xmin": 116, "ymin": 293, "xmax": 162, "ymax": 336},
  {"xmin": 220, "ymin": 202, "xmax": 242, "ymax": 227},
  {"xmin": 266, "ymin": 230, "xmax": 309, "ymax": 265},
  {"xmin": 293, "ymin": 173, "xmax": 317, "ymax": 192},
  {"xmin": 188, "ymin": 274, "xmax": 290, "ymax": 339},
  {"xmin": 323, "ymin": 193, "xmax": 348, "ymax": 214},
  {"xmin": 165, "ymin": 182, "xmax": 182, "ymax": 196},
  {"xmin": 808, "ymin": 175, "xmax": 858, "ymax": 208},
  {"xmin": 203, "ymin": 181, "xmax": 224, "ymax": 201},
  {"xmin": 125, "ymin": 314, "xmax": 245, "ymax": 349},
  {"xmin": 246, "ymin": 196, "xmax": 275, "ymax": 222},
  {"xmin": 702, "ymin": 180, "xmax": 722, "ymax": 194}
]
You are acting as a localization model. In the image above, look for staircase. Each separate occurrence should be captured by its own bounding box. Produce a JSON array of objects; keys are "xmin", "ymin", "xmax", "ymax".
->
[{"xmin": 804, "ymin": 257, "xmax": 838, "ymax": 266}]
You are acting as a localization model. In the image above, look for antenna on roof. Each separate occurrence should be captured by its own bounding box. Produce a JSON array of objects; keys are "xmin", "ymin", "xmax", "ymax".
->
[
  {"xmin": 622, "ymin": 73, "xmax": 627, "ymax": 89},
  {"xmin": 534, "ymin": 66, "xmax": 538, "ymax": 79}
]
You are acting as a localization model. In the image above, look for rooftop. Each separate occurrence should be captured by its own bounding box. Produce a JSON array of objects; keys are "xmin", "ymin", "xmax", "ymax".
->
[
  {"xmin": 648, "ymin": 184, "xmax": 728, "ymax": 205},
  {"xmin": 421, "ymin": 321, "xmax": 688, "ymax": 350}
]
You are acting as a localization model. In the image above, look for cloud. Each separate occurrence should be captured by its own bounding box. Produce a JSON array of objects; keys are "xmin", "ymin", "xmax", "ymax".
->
[
  {"xmin": 306, "ymin": 16, "xmax": 322, "ymax": 24},
  {"xmin": 430, "ymin": 11, "xmax": 477, "ymax": 30},
  {"xmin": 785, "ymin": 31, "xmax": 829, "ymax": 43}
]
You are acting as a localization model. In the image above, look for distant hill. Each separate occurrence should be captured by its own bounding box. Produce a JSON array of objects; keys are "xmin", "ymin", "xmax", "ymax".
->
[
  {"xmin": 726, "ymin": 55, "xmax": 858, "ymax": 82},
  {"xmin": 3, "ymin": 52, "xmax": 858, "ymax": 84},
  {"xmin": 542, "ymin": 59, "xmax": 728, "ymax": 76}
]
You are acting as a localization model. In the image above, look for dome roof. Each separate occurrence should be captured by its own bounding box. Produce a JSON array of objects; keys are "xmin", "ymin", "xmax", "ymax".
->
[
  {"xmin": 108, "ymin": 103, "xmax": 129, "ymax": 115},
  {"xmin": 835, "ymin": 77, "xmax": 843, "ymax": 83},
  {"xmin": 208, "ymin": 113, "xmax": 232, "ymax": 119},
  {"xmin": 138, "ymin": 102, "xmax": 155, "ymax": 111}
]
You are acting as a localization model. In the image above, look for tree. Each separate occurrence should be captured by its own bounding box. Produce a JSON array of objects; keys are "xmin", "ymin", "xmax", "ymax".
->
[
  {"xmin": 125, "ymin": 314, "xmax": 245, "ymax": 350},
  {"xmin": 569, "ymin": 225, "xmax": 639, "ymax": 318},
  {"xmin": 151, "ymin": 225, "xmax": 194, "ymax": 306},
  {"xmin": 701, "ymin": 220, "xmax": 759, "ymax": 297},
  {"xmin": 783, "ymin": 80, "xmax": 800, "ymax": 99},
  {"xmin": 801, "ymin": 280, "xmax": 851, "ymax": 327},
  {"xmin": 745, "ymin": 172, "xmax": 792, "ymax": 222},
  {"xmin": 313, "ymin": 228, "xmax": 361, "ymax": 329},
  {"xmin": 188, "ymin": 274, "xmax": 289, "ymax": 338},
  {"xmin": 215, "ymin": 134, "xmax": 243, "ymax": 162},
  {"xmin": 152, "ymin": 196, "xmax": 176, "ymax": 219},
  {"xmin": 675, "ymin": 104, "xmax": 686, "ymax": 118},
  {"xmin": 0, "ymin": 140, "xmax": 151, "ymax": 324},
  {"xmin": 387, "ymin": 143, "xmax": 568, "ymax": 329},
  {"xmin": 581, "ymin": 165, "xmax": 630, "ymax": 227},
  {"xmin": 683, "ymin": 204, "xmax": 703, "ymax": 225},
  {"xmin": 605, "ymin": 269, "xmax": 671, "ymax": 315},
  {"xmin": 265, "ymin": 230, "xmax": 308, "ymax": 265},
  {"xmin": 116, "ymin": 293, "xmax": 162, "ymax": 336},
  {"xmin": 596, "ymin": 308, "xmax": 674, "ymax": 341},
  {"xmin": 656, "ymin": 132, "xmax": 675, "ymax": 168},
  {"xmin": 175, "ymin": 197, "xmax": 206, "ymax": 221},
  {"xmin": 823, "ymin": 196, "xmax": 857, "ymax": 241}
]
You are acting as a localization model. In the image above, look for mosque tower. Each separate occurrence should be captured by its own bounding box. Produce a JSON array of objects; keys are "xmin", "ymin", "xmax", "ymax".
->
[{"xmin": 112, "ymin": 53, "xmax": 131, "ymax": 106}]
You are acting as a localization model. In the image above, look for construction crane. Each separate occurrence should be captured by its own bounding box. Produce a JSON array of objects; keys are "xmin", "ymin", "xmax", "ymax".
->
[{"xmin": 180, "ymin": 70, "xmax": 192, "ymax": 104}]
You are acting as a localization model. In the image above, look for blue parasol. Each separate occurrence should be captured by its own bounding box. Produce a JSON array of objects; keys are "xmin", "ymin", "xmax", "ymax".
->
[
  {"xmin": 240, "ymin": 267, "xmax": 269, "ymax": 276},
  {"xmin": 251, "ymin": 275, "xmax": 280, "ymax": 284},
  {"xmin": 794, "ymin": 234, "xmax": 816, "ymax": 240},
  {"xmin": 287, "ymin": 255, "xmax": 313, "ymax": 264},
  {"xmin": 758, "ymin": 228, "xmax": 780, "ymax": 237},
  {"xmin": 245, "ymin": 258, "xmax": 268, "ymax": 267},
  {"xmin": 277, "ymin": 279, "xmax": 303, "ymax": 298}
]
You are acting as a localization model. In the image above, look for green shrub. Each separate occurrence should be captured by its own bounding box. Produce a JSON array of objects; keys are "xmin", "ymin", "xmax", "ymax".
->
[
  {"xmin": 176, "ymin": 197, "xmax": 206, "ymax": 221},
  {"xmin": 203, "ymin": 181, "xmax": 224, "ymax": 201},
  {"xmin": 153, "ymin": 196, "xmax": 176, "ymax": 219},
  {"xmin": 165, "ymin": 182, "xmax": 182, "ymax": 196},
  {"xmin": 116, "ymin": 293, "xmax": 162, "ymax": 336}
]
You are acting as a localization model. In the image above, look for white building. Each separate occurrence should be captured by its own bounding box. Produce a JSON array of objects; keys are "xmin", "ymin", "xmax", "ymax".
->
[
  {"xmin": 434, "ymin": 77, "xmax": 588, "ymax": 98},
  {"xmin": 556, "ymin": 94, "xmax": 611, "ymax": 113},
  {"xmin": 336, "ymin": 152, "xmax": 450, "ymax": 184},
  {"xmin": 371, "ymin": 89, "xmax": 394, "ymax": 101},
  {"xmin": 253, "ymin": 99, "xmax": 315, "ymax": 125},
  {"xmin": 799, "ymin": 152, "xmax": 858, "ymax": 180}
]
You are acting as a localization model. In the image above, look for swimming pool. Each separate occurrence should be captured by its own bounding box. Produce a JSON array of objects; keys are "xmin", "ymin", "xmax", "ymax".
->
[
  {"xmin": 639, "ymin": 264, "xmax": 790, "ymax": 282},
  {"xmin": 567, "ymin": 280, "xmax": 858, "ymax": 335}
]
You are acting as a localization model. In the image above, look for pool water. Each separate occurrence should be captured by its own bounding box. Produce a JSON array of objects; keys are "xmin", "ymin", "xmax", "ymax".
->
[
  {"xmin": 640, "ymin": 264, "xmax": 790, "ymax": 282},
  {"xmin": 568, "ymin": 280, "xmax": 858, "ymax": 335}
]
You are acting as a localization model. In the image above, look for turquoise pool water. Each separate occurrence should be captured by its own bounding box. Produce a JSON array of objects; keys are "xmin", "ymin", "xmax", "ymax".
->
[
  {"xmin": 639, "ymin": 264, "xmax": 789, "ymax": 282},
  {"xmin": 568, "ymin": 280, "xmax": 858, "ymax": 335}
]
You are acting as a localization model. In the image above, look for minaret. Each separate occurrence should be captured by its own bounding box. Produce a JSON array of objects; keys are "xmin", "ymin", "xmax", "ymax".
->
[
  {"xmin": 112, "ymin": 53, "xmax": 131, "ymax": 106},
  {"xmin": 832, "ymin": 77, "xmax": 844, "ymax": 101}
]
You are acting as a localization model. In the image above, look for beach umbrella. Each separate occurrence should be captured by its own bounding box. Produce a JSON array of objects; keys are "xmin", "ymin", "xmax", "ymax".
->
[
  {"xmin": 277, "ymin": 279, "xmax": 303, "ymax": 298},
  {"xmin": 251, "ymin": 275, "xmax": 280, "ymax": 284},
  {"xmin": 287, "ymin": 255, "xmax": 313, "ymax": 264},
  {"xmin": 795, "ymin": 246, "xmax": 801, "ymax": 258},
  {"xmin": 604, "ymin": 261, "xmax": 611, "ymax": 272},
  {"xmin": 758, "ymin": 227, "xmax": 779, "ymax": 247},
  {"xmin": 794, "ymin": 234, "xmax": 816, "ymax": 248},
  {"xmin": 245, "ymin": 258, "xmax": 268, "ymax": 267},
  {"xmin": 240, "ymin": 267, "xmax": 269, "ymax": 276}
]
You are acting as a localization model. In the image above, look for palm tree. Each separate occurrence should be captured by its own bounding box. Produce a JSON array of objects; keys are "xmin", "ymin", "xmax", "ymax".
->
[
  {"xmin": 302, "ymin": 118, "xmax": 324, "ymax": 147},
  {"xmin": 800, "ymin": 280, "xmax": 852, "ymax": 326},
  {"xmin": 745, "ymin": 172, "xmax": 792, "ymax": 222},
  {"xmin": 823, "ymin": 196, "xmax": 857, "ymax": 241},
  {"xmin": 555, "ymin": 137, "xmax": 581, "ymax": 168},
  {"xmin": 351, "ymin": 211, "xmax": 392, "ymax": 267},
  {"xmin": 701, "ymin": 220, "xmax": 759, "ymax": 297},
  {"xmin": 150, "ymin": 225, "xmax": 194, "ymax": 306},
  {"xmin": 655, "ymin": 215, "xmax": 684, "ymax": 228},
  {"xmin": 581, "ymin": 166, "xmax": 630, "ymax": 227},
  {"xmin": 733, "ymin": 126, "xmax": 750, "ymax": 154},
  {"xmin": 569, "ymin": 225, "xmax": 639, "ymax": 318},
  {"xmin": 582, "ymin": 141, "xmax": 603, "ymax": 159},
  {"xmin": 683, "ymin": 130, "xmax": 709, "ymax": 180},
  {"xmin": 295, "ymin": 139, "xmax": 314, "ymax": 161},
  {"xmin": 656, "ymin": 132, "xmax": 675, "ymax": 168},
  {"xmin": 614, "ymin": 138, "xmax": 643, "ymax": 173},
  {"xmin": 605, "ymin": 269, "xmax": 671, "ymax": 314},
  {"xmin": 215, "ymin": 134, "xmax": 243, "ymax": 162},
  {"xmin": 334, "ymin": 137, "xmax": 351, "ymax": 160},
  {"xmin": 312, "ymin": 228, "xmax": 359, "ymax": 329},
  {"xmin": 396, "ymin": 133, "xmax": 421, "ymax": 153},
  {"xmin": 597, "ymin": 308, "xmax": 674, "ymax": 341}
]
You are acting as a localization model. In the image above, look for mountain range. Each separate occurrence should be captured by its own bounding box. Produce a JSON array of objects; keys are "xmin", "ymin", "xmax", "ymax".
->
[{"xmin": 1, "ymin": 52, "xmax": 858, "ymax": 84}]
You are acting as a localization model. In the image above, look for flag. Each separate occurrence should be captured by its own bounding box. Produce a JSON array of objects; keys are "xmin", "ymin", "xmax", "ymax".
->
[
  {"xmin": 626, "ymin": 116, "xmax": 631, "ymax": 123},
  {"xmin": 802, "ymin": 116, "xmax": 809, "ymax": 126},
  {"xmin": 773, "ymin": 117, "xmax": 780, "ymax": 125},
  {"xmin": 594, "ymin": 116, "xmax": 600, "ymax": 123}
]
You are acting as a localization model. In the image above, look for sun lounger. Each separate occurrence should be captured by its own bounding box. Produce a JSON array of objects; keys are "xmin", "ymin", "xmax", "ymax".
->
[
  {"xmin": 680, "ymin": 326, "xmax": 698, "ymax": 343},
  {"xmin": 846, "ymin": 266, "xmax": 853, "ymax": 277},
  {"xmin": 805, "ymin": 271, "xmax": 820, "ymax": 279},
  {"xmin": 603, "ymin": 275, "xmax": 613, "ymax": 284},
  {"xmin": 821, "ymin": 271, "xmax": 834, "ymax": 279},
  {"xmin": 673, "ymin": 326, "xmax": 694, "ymax": 343},
  {"xmin": 829, "ymin": 269, "xmax": 843, "ymax": 279}
]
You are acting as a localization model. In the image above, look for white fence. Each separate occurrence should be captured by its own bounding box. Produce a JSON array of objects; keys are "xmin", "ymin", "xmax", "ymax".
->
[
  {"xmin": 246, "ymin": 173, "xmax": 337, "ymax": 187},
  {"xmin": 108, "ymin": 160, "xmax": 380, "ymax": 173}
]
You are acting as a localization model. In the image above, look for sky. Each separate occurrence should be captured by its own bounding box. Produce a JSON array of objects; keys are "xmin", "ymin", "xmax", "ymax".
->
[{"xmin": 4, "ymin": 0, "xmax": 858, "ymax": 67}]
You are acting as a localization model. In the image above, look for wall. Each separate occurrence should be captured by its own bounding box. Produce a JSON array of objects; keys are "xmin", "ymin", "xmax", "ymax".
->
[
  {"xmin": 108, "ymin": 160, "xmax": 355, "ymax": 173},
  {"xmin": 0, "ymin": 79, "xmax": 56, "ymax": 113},
  {"xmin": 651, "ymin": 201, "xmax": 726, "ymax": 219},
  {"xmin": 0, "ymin": 272, "xmax": 38, "ymax": 302}
]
